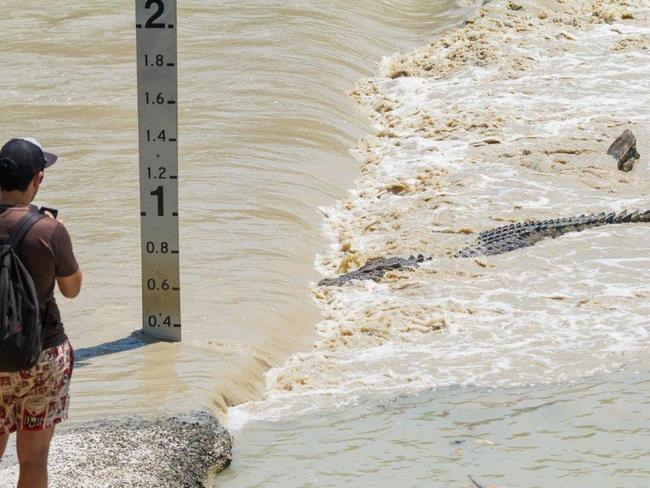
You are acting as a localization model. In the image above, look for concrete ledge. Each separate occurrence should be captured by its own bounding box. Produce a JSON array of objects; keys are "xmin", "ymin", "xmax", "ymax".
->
[{"xmin": 0, "ymin": 411, "xmax": 232, "ymax": 488}]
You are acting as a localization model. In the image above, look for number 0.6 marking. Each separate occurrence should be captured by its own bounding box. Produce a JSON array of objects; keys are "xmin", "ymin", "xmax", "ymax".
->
[{"xmin": 147, "ymin": 278, "xmax": 171, "ymax": 291}]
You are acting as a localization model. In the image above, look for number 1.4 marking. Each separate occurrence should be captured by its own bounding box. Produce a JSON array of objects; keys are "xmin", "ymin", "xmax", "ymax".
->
[{"xmin": 146, "ymin": 130, "xmax": 176, "ymax": 142}]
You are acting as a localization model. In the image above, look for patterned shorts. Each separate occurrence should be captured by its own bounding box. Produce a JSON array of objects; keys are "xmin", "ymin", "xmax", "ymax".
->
[{"xmin": 0, "ymin": 341, "xmax": 74, "ymax": 434}]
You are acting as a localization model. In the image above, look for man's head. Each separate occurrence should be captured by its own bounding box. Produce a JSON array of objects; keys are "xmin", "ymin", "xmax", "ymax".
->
[{"xmin": 0, "ymin": 138, "xmax": 57, "ymax": 197}]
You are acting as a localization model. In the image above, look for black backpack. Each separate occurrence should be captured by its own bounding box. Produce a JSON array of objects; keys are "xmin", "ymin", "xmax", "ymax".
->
[{"xmin": 0, "ymin": 209, "xmax": 45, "ymax": 372}]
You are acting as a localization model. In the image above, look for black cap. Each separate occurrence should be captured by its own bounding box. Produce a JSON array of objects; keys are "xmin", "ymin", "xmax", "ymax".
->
[{"xmin": 0, "ymin": 138, "xmax": 58, "ymax": 176}]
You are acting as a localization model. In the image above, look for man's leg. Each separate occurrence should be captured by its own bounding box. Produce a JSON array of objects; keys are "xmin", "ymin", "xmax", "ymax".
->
[
  {"xmin": 0, "ymin": 433, "xmax": 8, "ymax": 459},
  {"xmin": 16, "ymin": 427, "xmax": 55, "ymax": 488}
]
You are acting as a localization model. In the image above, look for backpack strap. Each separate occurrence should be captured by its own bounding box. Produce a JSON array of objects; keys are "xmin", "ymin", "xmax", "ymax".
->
[{"xmin": 8, "ymin": 209, "xmax": 45, "ymax": 249}]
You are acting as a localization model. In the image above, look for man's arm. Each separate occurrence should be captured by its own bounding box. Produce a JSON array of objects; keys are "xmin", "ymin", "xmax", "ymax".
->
[
  {"xmin": 47, "ymin": 215, "xmax": 82, "ymax": 299},
  {"xmin": 57, "ymin": 269, "xmax": 82, "ymax": 298}
]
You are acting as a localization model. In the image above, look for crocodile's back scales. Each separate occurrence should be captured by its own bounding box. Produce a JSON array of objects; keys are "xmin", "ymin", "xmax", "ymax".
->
[
  {"xmin": 454, "ymin": 210, "xmax": 650, "ymax": 258},
  {"xmin": 318, "ymin": 209, "xmax": 650, "ymax": 286}
]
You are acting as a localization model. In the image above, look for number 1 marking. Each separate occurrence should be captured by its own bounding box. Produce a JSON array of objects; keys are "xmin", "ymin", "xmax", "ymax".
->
[{"xmin": 150, "ymin": 185, "xmax": 164, "ymax": 216}]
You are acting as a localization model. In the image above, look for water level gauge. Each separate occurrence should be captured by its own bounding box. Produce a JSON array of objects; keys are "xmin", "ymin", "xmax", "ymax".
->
[{"xmin": 135, "ymin": 0, "xmax": 181, "ymax": 341}]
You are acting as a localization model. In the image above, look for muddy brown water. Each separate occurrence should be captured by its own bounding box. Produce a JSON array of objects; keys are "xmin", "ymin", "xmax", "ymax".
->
[
  {"xmin": 3, "ymin": 2, "xmax": 650, "ymax": 487},
  {"xmin": 0, "ymin": 0, "xmax": 474, "ymax": 417},
  {"xmin": 219, "ymin": 361, "xmax": 650, "ymax": 487}
]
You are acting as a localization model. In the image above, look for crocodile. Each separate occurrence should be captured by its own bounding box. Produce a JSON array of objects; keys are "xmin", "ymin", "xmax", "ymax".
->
[
  {"xmin": 318, "ymin": 209, "xmax": 650, "ymax": 286},
  {"xmin": 317, "ymin": 255, "xmax": 426, "ymax": 287}
]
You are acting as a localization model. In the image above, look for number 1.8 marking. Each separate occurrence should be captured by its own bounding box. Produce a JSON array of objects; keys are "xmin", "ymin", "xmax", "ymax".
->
[{"xmin": 144, "ymin": 54, "xmax": 167, "ymax": 67}]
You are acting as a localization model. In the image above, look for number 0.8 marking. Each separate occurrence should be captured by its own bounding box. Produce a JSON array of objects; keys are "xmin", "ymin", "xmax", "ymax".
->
[{"xmin": 146, "ymin": 241, "xmax": 169, "ymax": 253}]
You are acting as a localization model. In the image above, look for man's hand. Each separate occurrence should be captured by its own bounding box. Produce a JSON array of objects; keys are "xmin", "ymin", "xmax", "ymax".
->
[{"xmin": 43, "ymin": 210, "xmax": 64, "ymax": 225}]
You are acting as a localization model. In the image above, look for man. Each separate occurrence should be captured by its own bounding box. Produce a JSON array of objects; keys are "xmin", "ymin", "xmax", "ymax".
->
[{"xmin": 0, "ymin": 138, "xmax": 82, "ymax": 488}]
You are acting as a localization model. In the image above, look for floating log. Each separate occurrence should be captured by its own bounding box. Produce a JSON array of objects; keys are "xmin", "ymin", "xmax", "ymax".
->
[{"xmin": 607, "ymin": 129, "xmax": 640, "ymax": 172}]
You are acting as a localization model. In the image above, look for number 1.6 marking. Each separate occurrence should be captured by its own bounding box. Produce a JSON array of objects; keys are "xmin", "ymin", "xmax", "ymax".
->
[
  {"xmin": 145, "ymin": 92, "xmax": 176, "ymax": 105},
  {"xmin": 145, "ymin": 92, "xmax": 165, "ymax": 104}
]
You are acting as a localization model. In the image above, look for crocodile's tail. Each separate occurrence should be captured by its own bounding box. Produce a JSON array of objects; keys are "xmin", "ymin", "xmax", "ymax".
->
[{"xmin": 454, "ymin": 209, "xmax": 650, "ymax": 258}]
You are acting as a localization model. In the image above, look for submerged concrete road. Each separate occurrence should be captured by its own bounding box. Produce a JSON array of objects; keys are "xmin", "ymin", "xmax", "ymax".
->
[{"xmin": 0, "ymin": 412, "xmax": 232, "ymax": 488}]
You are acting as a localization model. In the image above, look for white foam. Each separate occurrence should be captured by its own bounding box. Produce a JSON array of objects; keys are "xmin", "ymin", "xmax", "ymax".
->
[{"xmin": 228, "ymin": 3, "xmax": 650, "ymax": 427}]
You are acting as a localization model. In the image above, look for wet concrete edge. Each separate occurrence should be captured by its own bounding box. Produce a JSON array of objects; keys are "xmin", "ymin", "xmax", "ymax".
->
[{"xmin": 0, "ymin": 411, "xmax": 232, "ymax": 488}]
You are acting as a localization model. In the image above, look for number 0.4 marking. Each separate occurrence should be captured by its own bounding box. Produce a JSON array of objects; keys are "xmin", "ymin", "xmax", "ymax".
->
[{"xmin": 148, "ymin": 315, "xmax": 173, "ymax": 327}]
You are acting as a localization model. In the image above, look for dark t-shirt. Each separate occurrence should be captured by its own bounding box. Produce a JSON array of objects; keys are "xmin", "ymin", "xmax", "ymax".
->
[{"xmin": 0, "ymin": 204, "xmax": 79, "ymax": 348}]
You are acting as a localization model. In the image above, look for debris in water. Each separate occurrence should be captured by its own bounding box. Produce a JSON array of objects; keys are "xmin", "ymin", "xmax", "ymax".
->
[
  {"xmin": 386, "ymin": 181, "xmax": 413, "ymax": 195},
  {"xmin": 468, "ymin": 475, "xmax": 485, "ymax": 488},
  {"xmin": 607, "ymin": 129, "xmax": 640, "ymax": 172},
  {"xmin": 475, "ymin": 439, "xmax": 495, "ymax": 446}
]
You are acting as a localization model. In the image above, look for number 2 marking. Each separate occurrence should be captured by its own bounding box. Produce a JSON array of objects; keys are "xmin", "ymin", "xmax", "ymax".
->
[{"xmin": 145, "ymin": 0, "xmax": 165, "ymax": 28}]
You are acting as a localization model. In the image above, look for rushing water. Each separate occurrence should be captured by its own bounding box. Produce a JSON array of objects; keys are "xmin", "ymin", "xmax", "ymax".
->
[
  {"xmin": 3, "ymin": 0, "xmax": 650, "ymax": 486},
  {"xmin": 220, "ymin": 362, "xmax": 650, "ymax": 487},
  {"xmin": 0, "ymin": 0, "xmax": 476, "ymax": 418}
]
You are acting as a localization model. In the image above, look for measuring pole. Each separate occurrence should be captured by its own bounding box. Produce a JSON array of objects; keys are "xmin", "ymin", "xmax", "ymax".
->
[{"xmin": 135, "ymin": 0, "xmax": 181, "ymax": 341}]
